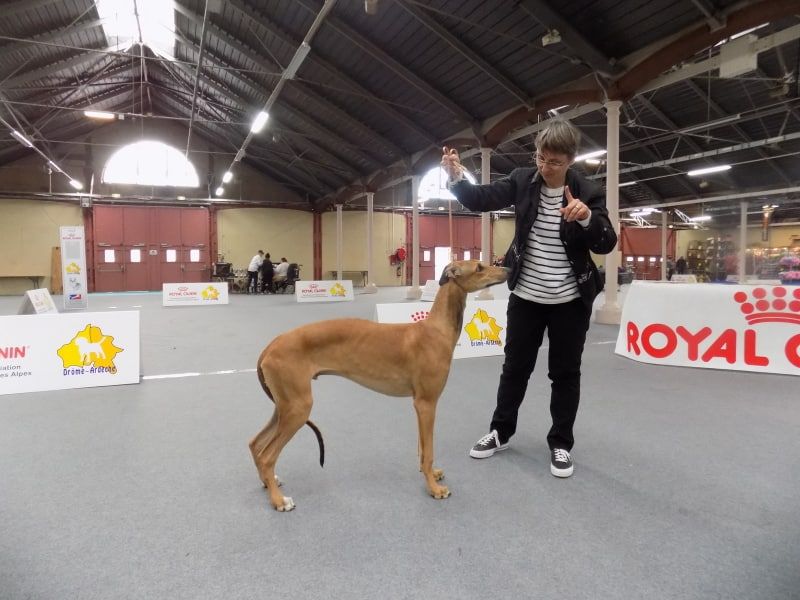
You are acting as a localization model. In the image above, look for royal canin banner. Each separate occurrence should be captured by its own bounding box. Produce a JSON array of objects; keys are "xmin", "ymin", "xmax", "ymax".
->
[
  {"xmin": 376, "ymin": 299, "xmax": 508, "ymax": 359},
  {"xmin": 615, "ymin": 282, "xmax": 800, "ymax": 376},
  {"xmin": 0, "ymin": 311, "xmax": 140, "ymax": 395}
]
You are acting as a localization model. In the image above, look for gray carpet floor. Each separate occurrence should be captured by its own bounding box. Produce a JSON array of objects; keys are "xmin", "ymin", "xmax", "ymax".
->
[{"xmin": 1, "ymin": 287, "xmax": 798, "ymax": 600}]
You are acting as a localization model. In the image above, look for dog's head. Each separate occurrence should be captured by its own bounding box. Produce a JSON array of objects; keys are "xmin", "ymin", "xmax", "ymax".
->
[{"xmin": 438, "ymin": 260, "xmax": 508, "ymax": 291}]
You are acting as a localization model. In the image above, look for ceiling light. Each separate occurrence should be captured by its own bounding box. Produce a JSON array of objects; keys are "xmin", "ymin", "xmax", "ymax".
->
[
  {"xmin": 177, "ymin": 195, "xmax": 186, "ymax": 200},
  {"xmin": 215, "ymin": 186, "xmax": 224, "ymax": 196},
  {"xmin": 618, "ymin": 181, "xmax": 637, "ymax": 187},
  {"xmin": 84, "ymin": 110, "xmax": 116, "ymax": 120},
  {"xmin": 575, "ymin": 149, "xmax": 606, "ymax": 162},
  {"xmin": 690, "ymin": 215, "xmax": 713, "ymax": 222},
  {"xmin": 681, "ymin": 114, "xmax": 740, "ymax": 133},
  {"xmin": 111, "ymin": 193, "xmax": 121, "ymax": 198},
  {"xmin": 69, "ymin": 179, "xmax": 83, "ymax": 190},
  {"xmin": 222, "ymin": 171, "xmax": 233, "ymax": 183},
  {"xmin": 11, "ymin": 130, "xmax": 33, "ymax": 147},
  {"xmin": 541, "ymin": 29, "xmax": 561, "ymax": 47},
  {"xmin": 234, "ymin": 148, "xmax": 245, "ymax": 162},
  {"xmin": 585, "ymin": 158, "xmax": 601, "ymax": 166},
  {"xmin": 687, "ymin": 165, "xmax": 731, "ymax": 176},
  {"xmin": 284, "ymin": 43, "xmax": 312, "ymax": 79},
  {"xmin": 250, "ymin": 111, "xmax": 269, "ymax": 133},
  {"xmin": 47, "ymin": 160, "xmax": 64, "ymax": 174}
]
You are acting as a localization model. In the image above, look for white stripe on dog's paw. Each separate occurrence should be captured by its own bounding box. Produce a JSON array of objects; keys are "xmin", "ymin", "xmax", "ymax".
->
[{"xmin": 277, "ymin": 496, "xmax": 295, "ymax": 512}]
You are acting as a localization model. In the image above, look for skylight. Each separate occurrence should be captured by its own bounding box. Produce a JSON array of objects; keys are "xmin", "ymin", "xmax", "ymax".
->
[
  {"xmin": 418, "ymin": 166, "xmax": 476, "ymax": 201},
  {"xmin": 102, "ymin": 140, "xmax": 199, "ymax": 187},
  {"xmin": 96, "ymin": 0, "xmax": 176, "ymax": 60}
]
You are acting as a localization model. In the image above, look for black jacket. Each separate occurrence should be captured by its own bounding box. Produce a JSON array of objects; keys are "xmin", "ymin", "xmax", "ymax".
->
[{"xmin": 451, "ymin": 167, "xmax": 618, "ymax": 312}]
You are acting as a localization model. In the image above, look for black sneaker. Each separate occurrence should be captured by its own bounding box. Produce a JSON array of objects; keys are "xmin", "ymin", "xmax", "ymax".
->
[
  {"xmin": 469, "ymin": 430, "xmax": 509, "ymax": 459},
  {"xmin": 550, "ymin": 448, "xmax": 573, "ymax": 477}
]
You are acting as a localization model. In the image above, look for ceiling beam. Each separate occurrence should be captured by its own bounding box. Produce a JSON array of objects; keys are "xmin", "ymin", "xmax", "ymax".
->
[
  {"xmin": 683, "ymin": 79, "xmax": 794, "ymax": 186},
  {"xmin": 395, "ymin": 0, "xmax": 533, "ymax": 108},
  {"xmin": 690, "ymin": 0, "xmax": 725, "ymax": 30},
  {"xmin": 0, "ymin": 18, "xmax": 105, "ymax": 56},
  {"xmin": 173, "ymin": 2, "xmax": 405, "ymax": 162},
  {"xmin": 1, "ymin": 48, "xmax": 116, "ymax": 88},
  {"xmin": 165, "ymin": 48, "xmax": 365, "ymax": 181},
  {"xmin": 517, "ymin": 0, "xmax": 621, "ymax": 76},
  {"xmin": 176, "ymin": 40, "xmax": 381, "ymax": 173},
  {"xmin": 1, "ymin": 0, "xmax": 60, "ymax": 19},
  {"xmin": 293, "ymin": 0, "xmax": 476, "ymax": 126},
  {"xmin": 155, "ymin": 101, "xmax": 313, "ymax": 197},
  {"xmin": 223, "ymin": 0, "xmax": 439, "ymax": 148}
]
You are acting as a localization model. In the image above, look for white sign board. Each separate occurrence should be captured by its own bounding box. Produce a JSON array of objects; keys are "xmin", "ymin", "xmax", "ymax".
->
[
  {"xmin": 421, "ymin": 280, "xmax": 440, "ymax": 302},
  {"xmin": 671, "ymin": 274, "xmax": 698, "ymax": 283},
  {"xmin": 295, "ymin": 280, "xmax": 354, "ymax": 303},
  {"xmin": 162, "ymin": 282, "xmax": 229, "ymax": 306},
  {"xmin": 376, "ymin": 299, "xmax": 508, "ymax": 359},
  {"xmin": 615, "ymin": 281, "xmax": 800, "ymax": 376},
  {"xmin": 0, "ymin": 311, "xmax": 140, "ymax": 395},
  {"xmin": 60, "ymin": 225, "xmax": 88, "ymax": 311},
  {"xmin": 18, "ymin": 289, "xmax": 58, "ymax": 315}
]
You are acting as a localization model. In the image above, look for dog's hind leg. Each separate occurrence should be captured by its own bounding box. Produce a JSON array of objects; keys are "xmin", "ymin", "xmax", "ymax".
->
[
  {"xmin": 249, "ymin": 410, "xmax": 281, "ymax": 487},
  {"xmin": 413, "ymin": 396, "xmax": 450, "ymax": 499},
  {"xmin": 257, "ymin": 387, "xmax": 314, "ymax": 512}
]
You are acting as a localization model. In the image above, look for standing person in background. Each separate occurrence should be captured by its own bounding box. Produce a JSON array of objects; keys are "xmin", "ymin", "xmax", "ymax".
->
[
  {"xmin": 676, "ymin": 256, "xmax": 687, "ymax": 275},
  {"xmin": 247, "ymin": 250, "xmax": 264, "ymax": 294},
  {"xmin": 260, "ymin": 252, "xmax": 275, "ymax": 294},
  {"xmin": 442, "ymin": 120, "xmax": 617, "ymax": 478}
]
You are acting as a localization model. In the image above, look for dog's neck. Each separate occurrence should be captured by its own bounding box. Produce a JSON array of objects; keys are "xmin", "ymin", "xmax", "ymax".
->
[{"xmin": 426, "ymin": 280, "xmax": 467, "ymax": 344}]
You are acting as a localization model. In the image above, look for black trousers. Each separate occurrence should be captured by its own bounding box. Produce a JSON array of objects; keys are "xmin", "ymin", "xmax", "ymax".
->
[
  {"xmin": 490, "ymin": 294, "xmax": 590, "ymax": 451},
  {"xmin": 247, "ymin": 271, "xmax": 259, "ymax": 293}
]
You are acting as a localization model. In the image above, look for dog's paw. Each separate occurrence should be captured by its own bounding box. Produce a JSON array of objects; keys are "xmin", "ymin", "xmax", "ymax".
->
[
  {"xmin": 275, "ymin": 496, "xmax": 295, "ymax": 512},
  {"xmin": 432, "ymin": 468, "xmax": 445, "ymax": 481},
  {"xmin": 430, "ymin": 486, "xmax": 451, "ymax": 499}
]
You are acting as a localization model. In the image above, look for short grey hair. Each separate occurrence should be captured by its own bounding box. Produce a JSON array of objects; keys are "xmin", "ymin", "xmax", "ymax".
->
[{"xmin": 535, "ymin": 120, "xmax": 581, "ymax": 158}]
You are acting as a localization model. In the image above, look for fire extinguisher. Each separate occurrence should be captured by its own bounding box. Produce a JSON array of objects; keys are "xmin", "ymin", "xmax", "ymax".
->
[{"xmin": 394, "ymin": 247, "xmax": 406, "ymax": 276}]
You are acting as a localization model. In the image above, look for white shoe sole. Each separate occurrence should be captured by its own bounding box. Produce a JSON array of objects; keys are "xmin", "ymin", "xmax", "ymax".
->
[
  {"xmin": 469, "ymin": 444, "xmax": 509, "ymax": 459},
  {"xmin": 550, "ymin": 463, "xmax": 573, "ymax": 477}
]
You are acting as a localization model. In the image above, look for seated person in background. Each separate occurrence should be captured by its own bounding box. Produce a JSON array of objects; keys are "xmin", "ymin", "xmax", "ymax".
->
[
  {"xmin": 273, "ymin": 257, "xmax": 290, "ymax": 285},
  {"xmin": 247, "ymin": 250, "xmax": 264, "ymax": 294},
  {"xmin": 260, "ymin": 252, "xmax": 275, "ymax": 293}
]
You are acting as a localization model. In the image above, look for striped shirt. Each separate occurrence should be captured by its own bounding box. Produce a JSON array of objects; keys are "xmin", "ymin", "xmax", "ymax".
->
[{"xmin": 512, "ymin": 185, "xmax": 580, "ymax": 304}]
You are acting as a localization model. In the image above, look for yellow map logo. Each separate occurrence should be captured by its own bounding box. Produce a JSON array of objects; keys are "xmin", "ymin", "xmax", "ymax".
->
[
  {"xmin": 329, "ymin": 283, "xmax": 347, "ymax": 297},
  {"xmin": 201, "ymin": 285, "xmax": 220, "ymax": 300},
  {"xmin": 57, "ymin": 324, "xmax": 123, "ymax": 370},
  {"xmin": 65, "ymin": 262, "xmax": 81, "ymax": 274},
  {"xmin": 464, "ymin": 309, "xmax": 503, "ymax": 343}
]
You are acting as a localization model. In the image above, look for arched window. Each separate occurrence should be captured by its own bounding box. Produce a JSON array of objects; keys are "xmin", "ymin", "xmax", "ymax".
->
[
  {"xmin": 102, "ymin": 141, "xmax": 199, "ymax": 187},
  {"xmin": 418, "ymin": 166, "xmax": 476, "ymax": 202}
]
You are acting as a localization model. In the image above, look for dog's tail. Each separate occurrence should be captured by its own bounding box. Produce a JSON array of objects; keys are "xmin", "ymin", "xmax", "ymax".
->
[{"xmin": 256, "ymin": 355, "xmax": 325, "ymax": 468}]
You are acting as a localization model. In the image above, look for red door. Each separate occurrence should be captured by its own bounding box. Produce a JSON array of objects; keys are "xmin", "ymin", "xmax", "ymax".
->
[
  {"xmin": 92, "ymin": 206, "xmax": 210, "ymax": 291},
  {"xmin": 121, "ymin": 207, "xmax": 150, "ymax": 291}
]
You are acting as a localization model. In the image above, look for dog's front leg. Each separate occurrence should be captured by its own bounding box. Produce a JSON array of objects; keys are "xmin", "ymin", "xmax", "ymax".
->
[{"xmin": 413, "ymin": 396, "xmax": 450, "ymax": 499}]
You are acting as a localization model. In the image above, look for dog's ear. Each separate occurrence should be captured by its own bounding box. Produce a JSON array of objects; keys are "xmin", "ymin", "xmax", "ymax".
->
[{"xmin": 438, "ymin": 263, "xmax": 461, "ymax": 285}]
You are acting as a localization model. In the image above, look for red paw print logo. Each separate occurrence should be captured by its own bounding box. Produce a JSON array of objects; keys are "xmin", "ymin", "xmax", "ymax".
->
[
  {"xmin": 733, "ymin": 287, "xmax": 800, "ymax": 325},
  {"xmin": 411, "ymin": 311, "xmax": 430, "ymax": 322}
]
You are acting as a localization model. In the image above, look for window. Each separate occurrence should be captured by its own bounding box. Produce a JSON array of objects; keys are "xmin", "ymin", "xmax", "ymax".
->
[
  {"xmin": 418, "ymin": 166, "xmax": 477, "ymax": 202},
  {"xmin": 463, "ymin": 250, "xmax": 471, "ymax": 260},
  {"xmin": 104, "ymin": 249, "xmax": 115, "ymax": 263},
  {"xmin": 102, "ymin": 141, "xmax": 199, "ymax": 187},
  {"xmin": 423, "ymin": 250, "xmax": 431, "ymax": 261},
  {"xmin": 189, "ymin": 249, "xmax": 200, "ymax": 262},
  {"xmin": 130, "ymin": 249, "xmax": 142, "ymax": 263},
  {"xmin": 165, "ymin": 249, "xmax": 177, "ymax": 263}
]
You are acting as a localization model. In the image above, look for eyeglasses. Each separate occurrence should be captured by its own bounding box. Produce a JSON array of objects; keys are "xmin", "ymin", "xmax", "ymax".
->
[{"xmin": 534, "ymin": 153, "xmax": 567, "ymax": 168}]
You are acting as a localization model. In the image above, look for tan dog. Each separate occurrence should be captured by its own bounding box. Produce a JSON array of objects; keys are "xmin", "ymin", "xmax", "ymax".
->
[{"xmin": 249, "ymin": 260, "xmax": 508, "ymax": 511}]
